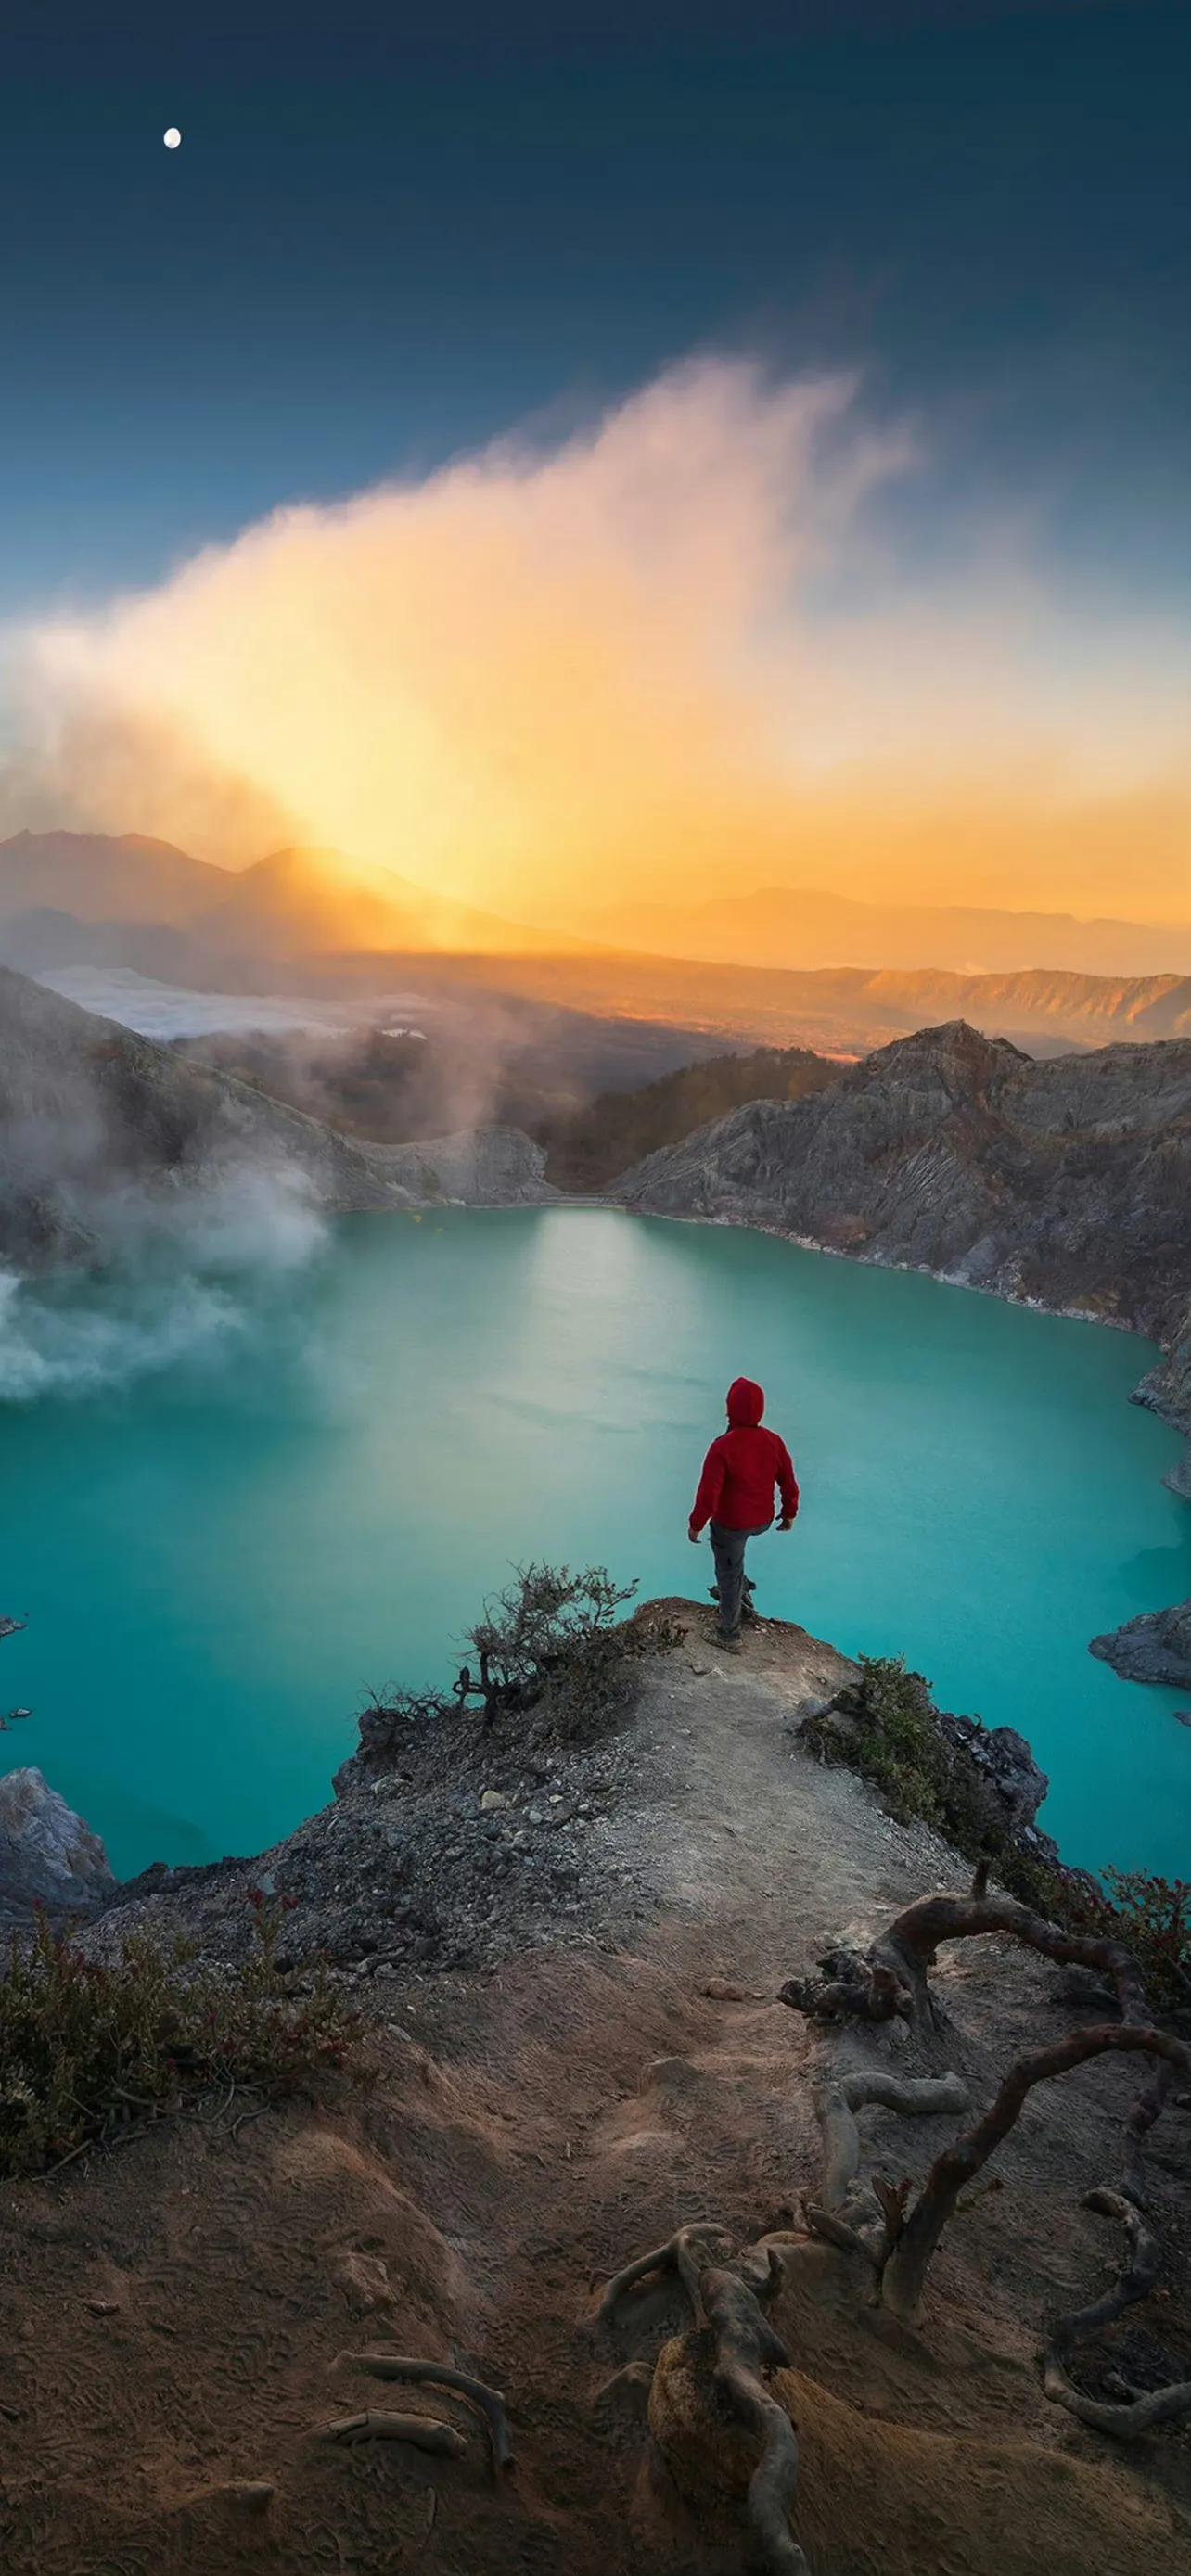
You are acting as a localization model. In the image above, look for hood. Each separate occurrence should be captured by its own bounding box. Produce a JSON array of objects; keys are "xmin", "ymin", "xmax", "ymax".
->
[{"xmin": 726, "ymin": 1376, "xmax": 764, "ymax": 1427}]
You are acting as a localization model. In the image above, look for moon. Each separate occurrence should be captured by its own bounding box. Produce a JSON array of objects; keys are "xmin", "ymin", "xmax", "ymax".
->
[{"xmin": 163, "ymin": 127, "xmax": 182, "ymax": 150}]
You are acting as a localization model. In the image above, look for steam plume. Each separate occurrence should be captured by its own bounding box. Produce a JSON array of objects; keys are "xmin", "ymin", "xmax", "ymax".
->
[{"xmin": 4, "ymin": 359, "xmax": 1189, "ymax": 925}]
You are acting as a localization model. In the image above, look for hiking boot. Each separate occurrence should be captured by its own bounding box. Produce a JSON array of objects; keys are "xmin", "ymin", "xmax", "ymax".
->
[{"xmin": 715, "ymin": 1628, "xmax": 742, "ymax": 1652}]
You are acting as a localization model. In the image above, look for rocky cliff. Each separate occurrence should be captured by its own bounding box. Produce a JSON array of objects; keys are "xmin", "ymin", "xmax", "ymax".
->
[
  {"xmin": 613, "ymin": 1018, "xmax": 1191, "ymax": 1339},
  {"xmin": 4, "ymin": 1607, "xmax": 1189, "ymax": 2576},
  {"xmin": 0, "ymin": 961, "xmax": 553, "ymax": 1266},
  {"xmin": 0, "ymin": 1766, "xmax": 115, "ymax": 1931}
]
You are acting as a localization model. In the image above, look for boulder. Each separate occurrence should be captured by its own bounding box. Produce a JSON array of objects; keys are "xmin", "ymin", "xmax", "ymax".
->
[
  {"xmin": 0, "ymin": 1766, "xmax": 116, "ymax": 1925},
  {"xmin": 1090, "ymin": 1599, "xmax": 1191, "ymax": 1690},
  {"xmin": 938, "ymin": 1714, "xmax": 1049, "ymax": 1830}
]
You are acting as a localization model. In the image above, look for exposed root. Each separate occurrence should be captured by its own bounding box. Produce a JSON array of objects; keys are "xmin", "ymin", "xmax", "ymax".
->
[
  {"xmin": 1042, "ymin": 2188, "xmax": 1191, "ymax": 2440},
  {"xmin": 1122, "ymin": 2056, "xmax": 1176, "ymax": 2207},
  {"xmin": 700, "ymin": 2265, "xmax": 810, "ymax": 2576},
  {"xmin": 877, "ymin": 1893, "xmax": 1153, "ymax": 2026},
  {"xmin": 782, "ymin": 1886, "xmax": 1188, "ymax": 2222},
  {"xmin": 801, "ymin": 2203, "xmax": 877, "ymax": 2266},
  {"xmin": 782, "ymin": 1892, "xmax": 1153, "ymax": 2034},
  {"xmin": 338, "ymin": 2353, "xmax": 515, "ymax": 2473},
  {"xmin": 603, "ymin": 2221, "xmax": 808, "ymax": 2571},
  {"xmin": 881, "ymin": 2022, "xmax": 1189, "ymax": 2324},
  {"xmin": 318, "ymin": 2409, "xmax": 467, "ymax": 2455},
  {"xmin": 815, "ymin": 2070, "xmax": 969, "ymax": 2213},
  {"xmin": 597, "ymin": 2222, "xmax": 736, "ymax": 2327}
]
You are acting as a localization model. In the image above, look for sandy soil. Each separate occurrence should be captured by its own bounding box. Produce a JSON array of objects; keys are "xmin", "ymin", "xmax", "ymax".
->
[{"xmin": 2, "ymin": 1603, "xmax": 1188, "ymax": 2574}]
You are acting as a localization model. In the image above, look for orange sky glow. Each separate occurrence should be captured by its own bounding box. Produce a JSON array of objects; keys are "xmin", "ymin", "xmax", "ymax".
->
[{"xmin": 6, "ymin": 361, "xmax": 1189, "ymax": 940}]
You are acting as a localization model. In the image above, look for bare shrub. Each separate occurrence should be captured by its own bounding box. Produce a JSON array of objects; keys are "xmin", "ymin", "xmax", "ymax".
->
[{"xmin": 0, "ymin": 1894, "xmax": 364, "ymax": 2179}]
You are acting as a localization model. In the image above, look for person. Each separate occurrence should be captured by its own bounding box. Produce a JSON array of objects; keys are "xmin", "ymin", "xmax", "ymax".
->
[{"xmin": 688, "ymin": 1377, "xmax": 799, "ymax": 1646}]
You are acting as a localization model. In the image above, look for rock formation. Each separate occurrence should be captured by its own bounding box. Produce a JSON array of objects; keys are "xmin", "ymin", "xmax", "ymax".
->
[
  {"xmin": 1090, "ymin": 1600, "xmax": 1191, "ymax": 1690},
  {"xmin": 0, "ymin": 1766, "xmax": 115, "ymax": 1928},
  {"xmin": 613, "ymin": 1019, "xmax": 1191, "ymax": 1341}
]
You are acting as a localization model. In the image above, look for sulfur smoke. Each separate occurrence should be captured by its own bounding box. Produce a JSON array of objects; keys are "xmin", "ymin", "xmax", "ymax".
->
[{"xmin": 4, "ymin": 360, "xmax": 1188, "ymax": 926}]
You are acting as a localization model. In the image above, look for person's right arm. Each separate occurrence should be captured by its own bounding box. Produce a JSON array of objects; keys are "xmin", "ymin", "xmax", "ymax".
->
[{"xmin": 689, "ymin": 1440, "xmax": 725, "ymax": 1537}]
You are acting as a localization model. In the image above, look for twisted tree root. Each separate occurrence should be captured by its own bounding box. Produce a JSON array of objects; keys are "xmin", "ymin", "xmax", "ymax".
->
[
  {"xmin": 338, "ymin": 2353, "xmax": 515, "ymax": 2473},
  {"xmin": 700, "ymin": 2266, "xmax": 810, "ymax": 2576},
  {"xmin": 597, "ymin": 2223, "xmax": 736, "ymax": 2327},
  {"xmin": 803, "ymin": 2069, "xmax": 970, "ymax": 2269},
  {"xmin": 881, "ymin": 2023, "xmax": 1190, "ymax": 2324},
  {"xmin": 602, "ymin": 2225, "xmax": 808, "ymax": 2572},
  {"xmin": 782, "ymin": 1888, "xmax": 1185, "ymax": 2214},
  {"xmin": 1042, "ymin": 2188, "xmax": 1191, "ymax": 2439},
  {"xmin": 782, "ymin": 1892, "xmax": 1152, "ymax": 2034},
  {"xmin": 319, "ymin": 2410, "xmax": 467, "ymax": 2455},
  {"xmin": 815, "ymin": 2070, "xmax": 969, "ymax": 2213}
]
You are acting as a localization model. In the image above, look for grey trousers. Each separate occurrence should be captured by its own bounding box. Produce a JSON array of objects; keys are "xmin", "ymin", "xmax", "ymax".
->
[{"xmin": 709, "ymin": 1521, "xmax": 767, "ymax": 1635}]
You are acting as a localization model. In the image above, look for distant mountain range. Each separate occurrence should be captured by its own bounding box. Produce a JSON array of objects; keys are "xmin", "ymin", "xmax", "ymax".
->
[
  {"xmin": 603, "ymin": 883, "xmax": 1191, "ymax": 978},
  {"xmin": 3, "ymin": 830, "xmax": 1191, "ymax": 1065},
  {"xmin": 403, "ymin": 946, "xmax": 1191, "ymax": 1059},
  {"xmin": 0, "ymin": 831, "xmax": 566, "ymax": 964}
]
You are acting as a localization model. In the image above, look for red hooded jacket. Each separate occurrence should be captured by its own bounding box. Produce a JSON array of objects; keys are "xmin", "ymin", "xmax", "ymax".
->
[{"xmin": 689, "ymin": 1379, "xmax": 800, "ymax": 1537}]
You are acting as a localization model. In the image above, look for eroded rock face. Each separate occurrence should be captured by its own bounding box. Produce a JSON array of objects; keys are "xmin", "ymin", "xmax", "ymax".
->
[
  {"xmin": 1090, "ymin": 1600, "xmax": 1191, "ymax": 1690},
  {"xmin": 613, "ymin": 1019, "xmax": 1191, "ymax": 1339},
  {"xmin": 1133, "ymin": 1295, "xmax": 1191, "ymax": 1497},
  {"xmin": 0, "ymin": 1766, "xmax": 116, "ymax": 1926}
]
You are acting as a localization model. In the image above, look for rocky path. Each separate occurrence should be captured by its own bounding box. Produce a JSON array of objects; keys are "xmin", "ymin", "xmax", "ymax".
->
[{"xmin": 2, "ymin": 1605, "xmax": 1188, "ymax": 2576}]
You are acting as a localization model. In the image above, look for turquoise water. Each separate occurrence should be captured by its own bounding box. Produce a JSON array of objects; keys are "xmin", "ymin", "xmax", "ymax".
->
[{"xmin": 0, "ymin": 1207, "xmax": 1188, "ymax": 1883}]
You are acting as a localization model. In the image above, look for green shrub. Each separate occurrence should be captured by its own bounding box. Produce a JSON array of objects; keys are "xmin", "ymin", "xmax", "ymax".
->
[
  {"xmin": 0, "ymin": 1894, "xmax": 362, "ymax": 2180},
  {"xmin": 810, "ymin": 1654, "xmax": 966, "ymax": 1830},
  {"xmin": 1100, "ymin": 1868, "xmax": 1191, "ymax": 2018}
]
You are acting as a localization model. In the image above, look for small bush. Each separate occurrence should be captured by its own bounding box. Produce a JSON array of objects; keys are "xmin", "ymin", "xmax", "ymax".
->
[
  {"xmin": 1100, "ymin": 1868, "xmax": 1191, "ymax": 2019},
  {"xmin": 457, "ymin": 1562, "xmax": 642, "ymax": 1734},
  {"xmin": 808, "ymin": 1654, "xmax": 968, "ymax": 1831},
  {"xmin": 0, "ymin": 1895, "xmax": 362, "ymax": 2180}
]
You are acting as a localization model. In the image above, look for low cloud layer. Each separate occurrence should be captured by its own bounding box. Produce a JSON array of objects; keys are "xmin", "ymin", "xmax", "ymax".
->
[{"xmin": 5, "ymin": 360, "xmax": 1189, "ymax": 926}]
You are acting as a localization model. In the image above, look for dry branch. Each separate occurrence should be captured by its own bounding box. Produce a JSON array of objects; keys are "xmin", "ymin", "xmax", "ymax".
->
[
  {"xmin": 339, "ymin": 2353, "xmax": 515, "ymax": 2473},
  {"xmin": 700, "ymin": 2266, "xmax": 810, "ymax": 2576},
  {"xmin": 1042, "ymin": 2188, "xmax": 1191, "ymax": 2439},
  {"xmin": 319, "ymin": 2411, "xmax": 467, "ymax": 2455},
  {"xmin": 784, "ymin": 1892, "xmax": 1154, "ymax": 2034},
  {"xmin": 877, "ymin": 1894, "xmax": 1152, "ymax": 2025},
  {"xmin": 881, "ymin": 2022, "xmax": 1189, "ymax": 2323}
]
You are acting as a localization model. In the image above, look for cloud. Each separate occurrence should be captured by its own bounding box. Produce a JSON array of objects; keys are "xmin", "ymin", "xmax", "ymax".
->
[{"xmin": 4, "ymin": 358, "xmax": 1189, "ymax": 925}]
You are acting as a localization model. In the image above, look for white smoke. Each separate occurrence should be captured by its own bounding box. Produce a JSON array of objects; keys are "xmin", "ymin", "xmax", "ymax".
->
[{"xmin": 0, "ymin": 1163, "xmax": 328, "ymax": 1404}]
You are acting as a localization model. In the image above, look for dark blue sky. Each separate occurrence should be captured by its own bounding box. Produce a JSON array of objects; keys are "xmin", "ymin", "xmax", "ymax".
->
[{"xmin": 2, "ymin": 1, "xmax": 1186, "ymax": 614}]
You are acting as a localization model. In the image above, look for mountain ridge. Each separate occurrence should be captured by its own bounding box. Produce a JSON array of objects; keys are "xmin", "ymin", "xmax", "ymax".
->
[
  {"xmin": 613, "ymin": 1015, "xmax": 1191, "ymax": 1337},
  {"xmin": 603, "ymin": 881, "xmax": 1191, "ymax": 977}
]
